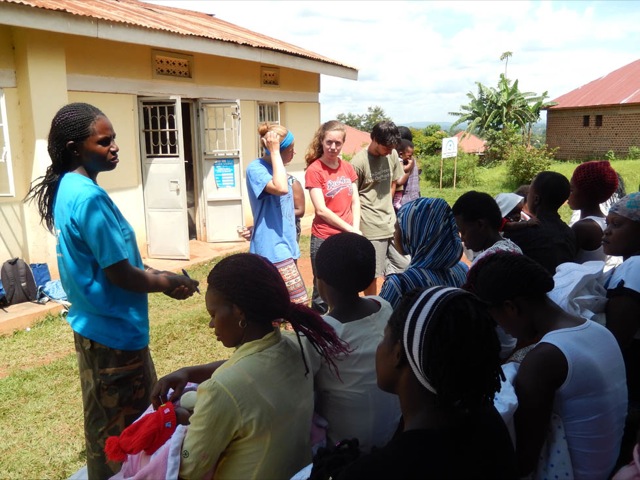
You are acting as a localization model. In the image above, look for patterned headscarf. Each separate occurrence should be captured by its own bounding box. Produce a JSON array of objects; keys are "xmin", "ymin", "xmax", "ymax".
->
[
  {"xmin": 380, "ymin": 198, "xmax": 468, "ymax": 309},
  {"xmin": 609, "ymin": 192, "xmax": 640, "ymax": 223},
  {"xmin": 404, "ymin": 286, "xmax": 470, "ymax": 394}
]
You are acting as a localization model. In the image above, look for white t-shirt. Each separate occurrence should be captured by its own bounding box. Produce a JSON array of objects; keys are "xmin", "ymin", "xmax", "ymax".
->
[
  {"xmin": 540, "ymin": 321, "xmax": 627, "ymax": 479},
  {"xmin": 304, "ymin": 297, "xmax": 401, "ymax": 453}
]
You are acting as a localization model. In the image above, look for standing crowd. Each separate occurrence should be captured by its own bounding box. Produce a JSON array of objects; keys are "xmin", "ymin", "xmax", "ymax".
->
[{"xmin": 27, "ymin": 103, "xmax": 640, "ymax": 479}]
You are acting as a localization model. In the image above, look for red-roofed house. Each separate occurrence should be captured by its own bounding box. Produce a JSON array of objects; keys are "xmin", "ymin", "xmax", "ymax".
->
[
  {"xmin": 454, "ymin": 131, "xmax": 486, "ymax": 155},
  {"xmin": 0, "ymin": 0, "xmax": 357, "ymax": 267},
  {"xmin": 341, "ymin": 125, "xmax": 370, "ymax": 157},
  {"xmin": 545, "ymin": 59, "xmax": 640, "ymax": 160}
]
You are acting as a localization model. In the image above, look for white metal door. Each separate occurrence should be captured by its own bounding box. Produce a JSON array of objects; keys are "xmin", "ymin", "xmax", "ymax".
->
[
  {"xmin": 139, "ymin": 97, "xmax": 190, "ymax": 259},
  {"xmin": 198, "ymin": 101, "xmax": 244, "ymax": 242}
]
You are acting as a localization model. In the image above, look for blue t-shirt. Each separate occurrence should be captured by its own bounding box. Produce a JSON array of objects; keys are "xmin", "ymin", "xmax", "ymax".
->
[
  {"xmin": 53, "ymin": 173, "xmax": 148, "ymax": 350},
  {"xmin": 246, "ymin": 159, "xmax": 299, "ymax": 263}
]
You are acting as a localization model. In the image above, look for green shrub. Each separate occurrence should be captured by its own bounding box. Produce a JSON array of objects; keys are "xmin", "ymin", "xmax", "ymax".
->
[
  {"xmin": 420, "ymin": 153, "xmax": 478, "ymax": 188},
  {"xmin": 482, "ymin": 124, "xmax": 520, "ymax": 166},
  {"xmin": 605, "ymin": 150, "xmax": 616, "ymax": 161},
  {"xmin": 506, "ymin": 145, "xmax": 556, "ymax": 186},
  {"xmin": 628, "ymin": 146, "xmax": 640, "ymax": 160}
]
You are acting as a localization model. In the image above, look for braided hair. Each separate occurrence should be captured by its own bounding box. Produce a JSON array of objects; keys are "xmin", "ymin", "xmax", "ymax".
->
[
  {"xmin": 315, "ymin": 232, "xmax": 375, "ymax": 294},
  {"xmin": 464, "ymin": 251, "xmax": 554, "ymax": 306},
  {"xmin": 387, "ymin": 287, "xmax": 503, "ymax": 410},
  {"xmin": 24, "ymin": 103, "xmax": 106, "ymax": 232},
  {"xmin": 207, "ymin": 253, "xmax": 350, "ymax": 374}
]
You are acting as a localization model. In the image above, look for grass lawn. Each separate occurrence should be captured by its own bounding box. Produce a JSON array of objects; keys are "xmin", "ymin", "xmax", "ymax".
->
[{"xmin": 1, "ymin": 158, "xmax": 638, "ymax": 479}]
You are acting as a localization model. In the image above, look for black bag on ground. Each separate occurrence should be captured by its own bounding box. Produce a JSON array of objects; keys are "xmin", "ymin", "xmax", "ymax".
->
[{"xmin": 1, "ymin": 258, "xmax": 38, "ymax": 305}]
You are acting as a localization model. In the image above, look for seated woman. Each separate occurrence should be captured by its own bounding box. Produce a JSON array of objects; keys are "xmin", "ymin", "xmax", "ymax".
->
[
  {"xmin": 466, "ymin": 252, "xmax": 627, "ymax": 479},
  {"xmin": 151, "ymin": 253, "xmax": 349, "ymax": 480},
  {"xmin": 379, "ymin": 197, "xmax": 468, "ymax": 310},
  {"xmin": 305, "ymin": 232, "xmax": 401, "ymax": 453},
  {"xmin": 337, "ymin": 286, "xmax": 517, "ymax": 479},
  {"xmin": 603, "ymin": 192, "xmax": 640, "ymax": 465},
  {"xmin": 568, "ymin": 160, "xmax": 619, "ymax": 264}
]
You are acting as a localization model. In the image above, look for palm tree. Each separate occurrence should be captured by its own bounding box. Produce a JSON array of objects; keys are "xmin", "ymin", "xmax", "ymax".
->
[{"xmin": 500, "ymin": 51, "xmax": 513, "ymax": 78}]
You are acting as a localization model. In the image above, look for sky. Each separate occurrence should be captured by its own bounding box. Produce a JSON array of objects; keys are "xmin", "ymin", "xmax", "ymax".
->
[{"xmin": 146, "ymin": 1, "xmax": 640, "ymax": 126}]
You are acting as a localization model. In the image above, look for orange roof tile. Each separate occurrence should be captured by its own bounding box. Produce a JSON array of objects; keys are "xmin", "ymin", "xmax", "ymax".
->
[
  {"xmin": 549, "ymin": 58, "xmax": 640, "ymax": 109},
  {"xmin": 342, "ymin": 125, "xmax": 370, "ymax": 156},
  {"xmin": 1, "ymin": 0, "xmax": 356, "ymax": 72},
  {"xmin": 454, "ymin": 131, "xmax": 486, "ymax": 154}
]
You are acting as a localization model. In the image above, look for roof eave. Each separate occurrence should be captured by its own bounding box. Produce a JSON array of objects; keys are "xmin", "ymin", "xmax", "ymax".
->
[
  {"xmin": 547, "ymin": 102, "xmax": 640, "ymax": 111},
  {"xmin": 0, "ymin": 2, "xmax": 358, "ymax": 81}
]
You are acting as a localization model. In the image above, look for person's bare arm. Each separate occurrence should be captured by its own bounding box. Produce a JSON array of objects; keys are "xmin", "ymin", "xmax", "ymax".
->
[
  {"xmin": 309, "ymin": 188, "xmax": 359, "ymax": 233},
  {"xmin": 395, "ymin": 158, "xmax": 414, "ymax": 186},
  {"xmin": 104, "ymin": 259, "xmax": 198, "ymax": 299},
  {"xmin": 514, "ymin": 343, "xmax": 568, "ymax": 476},
  {"xmin": 262, "ymin": 132, "xmax": 288, "ymax": 196},
  {"xmin": 151, "ymin": 360, "xmax": 227, "ymax": 408},
  {"xmin": 351, "ymin": 182, "xmax": 361, "ymax": 233},
  {"xmin": 292, "ymin": 178, "xmax": 305, "ymax": 218},
  {"xmin": 572, "ymin": 218, "xmax": 605, "ymax": 252}
]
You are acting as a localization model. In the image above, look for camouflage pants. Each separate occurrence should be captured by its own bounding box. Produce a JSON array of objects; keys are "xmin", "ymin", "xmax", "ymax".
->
[{"xmin": 74, "ymin": 332, "xmax": 157, "ymax": 480}]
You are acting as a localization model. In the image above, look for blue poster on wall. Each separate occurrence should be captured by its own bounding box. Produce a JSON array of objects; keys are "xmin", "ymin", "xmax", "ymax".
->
[{"xmin": 213, "ymin": 159, "xmax": 236, "ymax": 188}]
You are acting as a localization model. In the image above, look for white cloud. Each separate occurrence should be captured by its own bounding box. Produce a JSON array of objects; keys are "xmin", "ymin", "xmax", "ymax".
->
[{"xmin": 146, "ymin": 1, "xmax": 640, "ymax": 125}]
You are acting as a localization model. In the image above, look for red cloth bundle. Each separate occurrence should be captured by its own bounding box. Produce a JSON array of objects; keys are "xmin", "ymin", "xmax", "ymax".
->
[{"xmin": 104, "ymin": 402, "xmax": 177, "ymax": 462}]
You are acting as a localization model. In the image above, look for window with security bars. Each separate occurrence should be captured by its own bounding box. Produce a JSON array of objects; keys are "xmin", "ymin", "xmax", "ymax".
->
[
  {"xmin": 0, "ymin": 90, "xmax": 15, "ymax": 196},
  {"xmin": 258, "ymin": 102, "xmax": 280, "ymax": 156},
  {"xmin": 141, "ymin": 102, "xmax": 179, "ymax": 157},
  {"xmin": 201, "ymin": 104, "xmax": 240, "ymax": 154}
]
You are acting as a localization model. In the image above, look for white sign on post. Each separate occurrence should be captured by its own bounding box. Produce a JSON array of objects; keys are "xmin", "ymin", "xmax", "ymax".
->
[
  {"xmin": 439, "ymin": 136, "xmax": 459, "ymax": 189},
  {"xmin": 441, "ymin": 137, "xmax": 458, "ymax": 158}
]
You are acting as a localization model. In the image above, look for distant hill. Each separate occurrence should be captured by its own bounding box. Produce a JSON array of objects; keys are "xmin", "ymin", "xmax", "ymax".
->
[
  {"xmin": 403, "ymin": 121, "xmax": 455, "ymax": 130},
  {"xmin": 403, "ymin": 121, "xmax": 546, "ymax": 135}
]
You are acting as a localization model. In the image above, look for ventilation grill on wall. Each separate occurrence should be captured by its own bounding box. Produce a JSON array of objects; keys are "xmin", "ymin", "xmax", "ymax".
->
[
  {"xmin": 261, "ymin": 67, "xmax": 280, "ymax": 87},
  {"xmin": 153, "ymin": 50, "xmax": 193, "ymax": 79}
]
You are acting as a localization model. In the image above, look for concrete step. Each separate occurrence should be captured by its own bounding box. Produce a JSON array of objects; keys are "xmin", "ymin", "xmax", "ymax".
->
[{"xmin": 0, "ymin": 301, "xmax": 66, "ymax": 335}]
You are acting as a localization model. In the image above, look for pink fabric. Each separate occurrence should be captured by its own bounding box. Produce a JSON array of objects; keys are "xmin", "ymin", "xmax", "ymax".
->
[
  {"xmin": 110, "ymin": 406, "xmax": 188, "ymax": 480},
  {"xmin": 305, "ymin": 159, "xmax": 358, "ymax": 239}
]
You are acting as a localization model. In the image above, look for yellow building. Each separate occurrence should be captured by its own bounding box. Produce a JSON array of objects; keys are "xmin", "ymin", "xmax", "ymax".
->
[{"xmin": 0, "ymin": 0, "xmax": 357, "ymax": 270}]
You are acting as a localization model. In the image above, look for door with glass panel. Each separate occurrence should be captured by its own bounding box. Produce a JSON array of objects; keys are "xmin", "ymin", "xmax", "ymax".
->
[
  {"xmin": 198, "ymin": 101, "xmax": 244, "ymax": 242},
  {"xmin": 138, "ymin": 97, "xmax": 190, "ymax": 259}
]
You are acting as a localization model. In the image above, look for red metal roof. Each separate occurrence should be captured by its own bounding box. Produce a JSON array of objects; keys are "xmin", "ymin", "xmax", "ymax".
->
[
  {"xmin": 549, "ymin": 58, "xmax": 640, "ymax": 109},
  {"xmin": 454, "ymin": 131, "xmax": 486, "ymax": 154},
  {"xmin": 1, "ymin": 0, "xmax": 356, "ymax": 71}
]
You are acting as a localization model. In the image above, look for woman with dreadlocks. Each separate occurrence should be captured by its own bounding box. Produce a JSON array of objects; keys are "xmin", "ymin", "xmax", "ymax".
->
[
  {"xmin": 151, "ymin": 253, "xmax": 350, "ymax": 480},
  {"xmin": 24, "ymin": 103, "xmax": 198, "ymax": 479},
  {"xmin": 337, "ymin": 286, "xmax": 516, "ymax": 479},
  {"xmin": 466, "ymin": 252, "xmax": 627, "ymax": 479}
]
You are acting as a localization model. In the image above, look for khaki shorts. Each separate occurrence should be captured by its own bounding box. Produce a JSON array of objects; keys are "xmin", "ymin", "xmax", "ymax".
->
[
  {"xmin": 370, "ymin": 238, "xmax": 392, "ymax": 278},
  {"xmin": 75, "ymin": 332, "xmax": 157, "ymax": 479}
]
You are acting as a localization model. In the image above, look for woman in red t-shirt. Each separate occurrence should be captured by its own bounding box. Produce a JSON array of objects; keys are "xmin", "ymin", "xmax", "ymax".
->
[{"xmin": 304, "ymin": 120, "xmax": 361, "ymax": 313}]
